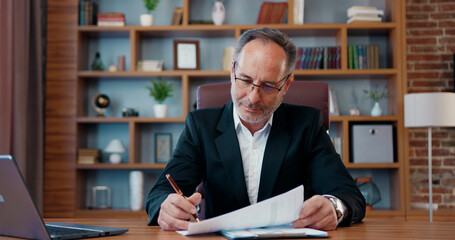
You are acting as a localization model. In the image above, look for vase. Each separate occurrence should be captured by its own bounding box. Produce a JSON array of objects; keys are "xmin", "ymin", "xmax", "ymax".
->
[
  {"xmin": 153, "ymin": 104, "xmax": 168, "ymax": 118},
  {"xmin": 211, "ymin": 1, "xmax": 225, "ymax": 26},
  {"xmin": 370, "ymin": 101, "xmax": 382, "ymax": 116},
  {"xmin": 129, "ymin": 171, "xmax": 144, "ymax": 211},
  {"xmin": 140, "ymin": 14, "xmax": 154, "ymax": 26}
]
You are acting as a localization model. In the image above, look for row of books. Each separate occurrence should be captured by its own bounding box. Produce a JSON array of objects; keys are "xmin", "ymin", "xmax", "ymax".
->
[
  {"xmin": 256, "ymin": 2, "xmax": 288, "ymax": 24},
  {"xmin": 79, "ymin": 0, "xmax": 97, "ymax": 25},
  {"xmin": 295, "ymin": 46, "xmax": 341, "ymax": 70},
  {"xmin": 348, "ymin": 45, "xmax": 380, "ymax": 69},
  {"xmin": 97, "ymin": 13, "xmax": 125, "ymax": 27},
  {"xmin": 347, "ymin": 6, "xmax": 384, "ymax": 24}
]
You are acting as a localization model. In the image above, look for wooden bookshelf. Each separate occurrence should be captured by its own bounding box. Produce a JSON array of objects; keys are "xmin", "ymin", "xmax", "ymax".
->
[{"xmin": 45, "ymin": 0, "xmax": 407, "ymax": 219}]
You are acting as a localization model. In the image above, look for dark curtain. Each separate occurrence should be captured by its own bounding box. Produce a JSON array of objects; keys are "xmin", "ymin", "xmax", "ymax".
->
[{"xmin": 0, "ymin": 0, "xmax": 46, "ymax": 212}]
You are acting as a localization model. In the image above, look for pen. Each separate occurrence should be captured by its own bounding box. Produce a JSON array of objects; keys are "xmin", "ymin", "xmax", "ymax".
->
[{"xmin": 165, "ymin": 174, "xmax": 200, "ymax": 222}]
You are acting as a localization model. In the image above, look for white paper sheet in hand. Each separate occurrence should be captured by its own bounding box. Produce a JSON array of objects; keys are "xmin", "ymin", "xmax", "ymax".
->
[{"xmin": 177, "ymin": 185, "xmax": 304, "ymax": 236}]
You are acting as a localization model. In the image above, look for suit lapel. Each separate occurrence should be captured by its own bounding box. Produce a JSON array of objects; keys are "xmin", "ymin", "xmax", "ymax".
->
[
  {"xmin": 215, "ymin": 102, "xmax": 250, "ymax": 206},
  {"xmin": 257, "ymin": 106, "xmax": 291, "ymax": 202}
]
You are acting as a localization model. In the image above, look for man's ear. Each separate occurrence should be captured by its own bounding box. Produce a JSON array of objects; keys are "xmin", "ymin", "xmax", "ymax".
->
[
  {"xmin": 282, "ymin": 73, "xmax": 293, "ymax": 95},
  {"xmin": 230, "ymin": 60, "xmax": 236, "ymax": 83}
]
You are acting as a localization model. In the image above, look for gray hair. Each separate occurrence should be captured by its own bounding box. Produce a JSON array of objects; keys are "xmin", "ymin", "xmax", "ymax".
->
[{"xmin": 234, "ymin": 27, "xmax": 297, "ymax": 75}]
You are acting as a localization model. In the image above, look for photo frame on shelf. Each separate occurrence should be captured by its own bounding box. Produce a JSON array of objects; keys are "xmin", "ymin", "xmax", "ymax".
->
[
  {"xmin": 329, "ymin": 87, "xmax": 340, "ymax": 116},
  {"xmin": 155, "ymin": 133, "xmax": 172, "ymax": 163},
  {"xmin": 173, "ymin": 40, "xmax": 200, "ymax": 70}
]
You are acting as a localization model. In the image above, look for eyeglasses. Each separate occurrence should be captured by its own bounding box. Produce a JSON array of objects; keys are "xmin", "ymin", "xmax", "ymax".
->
[{"xmin": 234, "ymin": 62, "xmax": 290, "ymax": 95}]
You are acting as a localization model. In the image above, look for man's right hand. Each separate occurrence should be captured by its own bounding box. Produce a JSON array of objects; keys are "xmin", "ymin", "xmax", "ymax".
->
[{"xmin": 157, "ymin": 192, "xmax": 202, "ymax": 231}]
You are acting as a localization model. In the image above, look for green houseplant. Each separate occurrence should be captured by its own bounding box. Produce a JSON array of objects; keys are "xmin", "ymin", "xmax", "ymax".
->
[
  {"xmin": 363, "ymin": 87, "xmax": 388, "ymax": 116},
  {"xmin": 146, "ymin": 77, "xmax": 173, "ymax": 118},
  {"xmin": 140, "ymin": 0, "xmax": 160, "ymax": 26}
]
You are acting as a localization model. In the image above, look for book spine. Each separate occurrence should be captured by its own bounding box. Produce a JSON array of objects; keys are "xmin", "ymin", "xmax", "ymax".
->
[
  {"xmin": 79, "ymin": 1, "xmax": 85, "ymax": 25},
  {"xmin": 353, "ymin": 45, "xmax": 359, "ymax": 69}
]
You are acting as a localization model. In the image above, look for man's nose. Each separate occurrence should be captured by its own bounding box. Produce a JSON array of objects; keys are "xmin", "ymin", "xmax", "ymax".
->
[{"xmin": 248, "ymin": 86, "xmax": 262, "ymax": 104}]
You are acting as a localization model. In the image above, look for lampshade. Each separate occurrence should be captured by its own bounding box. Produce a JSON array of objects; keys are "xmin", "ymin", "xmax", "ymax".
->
[
  {"xmin": 104, "ymin": 139, "xmax": 126, "ymax": 153},
  {"xmin": 404, "ymin": 92, "xmax": 455, "ymax": 127}
]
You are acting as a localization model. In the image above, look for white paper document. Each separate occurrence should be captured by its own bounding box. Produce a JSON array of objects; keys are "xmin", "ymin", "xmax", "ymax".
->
[
  {"xmin": 177, "ymin": 185, "xmax": 304, "ymax": 236},
  {"xmin": 221, "ymin": 224, "xmax": 328, "ymax": 239}
]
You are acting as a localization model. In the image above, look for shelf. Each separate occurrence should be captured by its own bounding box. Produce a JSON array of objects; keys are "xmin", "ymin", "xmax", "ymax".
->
[
  {"xmin": 330, "ymin": 115, "xmax": 399, "ymax": 122},
  {"xmin": 76, "ymin": 117, "xmax": 186, "ymax": 123},
  {"xmin": 345, "ymin": 162, "xmax": 400, "ymax": 169},
  {"xmin": 76, "ymin": 163, "xmax": 167, "ymax": 170},
  {"xmin": 77, "ymin": 70, "xmax": 230, "ymax": 78}
]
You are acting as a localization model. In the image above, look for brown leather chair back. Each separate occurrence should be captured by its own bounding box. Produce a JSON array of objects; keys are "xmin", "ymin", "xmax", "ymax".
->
[{"xmin": 197, "ymin": 81, "xmax": 330, "ymax": 130}]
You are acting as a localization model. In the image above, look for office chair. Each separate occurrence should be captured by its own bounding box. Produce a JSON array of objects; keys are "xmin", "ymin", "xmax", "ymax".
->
[{"xmin": 195, "ymin": 80, "xmax": 330, "ymax": 219}]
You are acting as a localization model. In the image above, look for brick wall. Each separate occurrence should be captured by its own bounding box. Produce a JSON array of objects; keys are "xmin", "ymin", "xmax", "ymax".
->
[{"xmin": 406, "ymin": 0, "xmax": 455, "ymax": 209}]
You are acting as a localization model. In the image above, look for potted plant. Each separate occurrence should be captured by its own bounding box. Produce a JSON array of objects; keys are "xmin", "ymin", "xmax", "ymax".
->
[
  {"xmin": 146, "ymin": 77, "xmax": 173, "ymax": 118},
  {"xmin": 363, "ymin": 87, "xmax": 388, "ymax": 116},
  {"xmin": 140, "ymin": 0, "xmax": 160, "ymax": 26}
]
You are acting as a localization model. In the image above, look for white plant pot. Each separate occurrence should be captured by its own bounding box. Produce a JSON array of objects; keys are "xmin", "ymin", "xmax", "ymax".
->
[
  {"xmin": 154, "ymin": 104, "xmax": 168, "ymax": 118},
  {"xmin": 370, "ymin": 101, "xmax": 382, "ymax": 116},
  {"xmin": 140, "ymin": 14, "xmax": 154, "ymax": 26},
  {"xmin": 212, "ymin": 1, "xmax": 226, "ymax": 25},
  {"xmin": 129, "ymin": 171, "xmax": 144, "ymax": 211}
]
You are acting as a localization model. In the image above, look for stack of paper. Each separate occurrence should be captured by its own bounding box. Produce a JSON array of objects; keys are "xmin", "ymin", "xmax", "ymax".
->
[{"xmin": 347, "ymin": 6, "xmax": 384, "ymax": 24}]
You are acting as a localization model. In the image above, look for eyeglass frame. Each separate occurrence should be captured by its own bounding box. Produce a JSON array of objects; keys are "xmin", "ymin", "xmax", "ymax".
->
[{"xmin": 233, "ymin": 61, "xmax": 291, "ymax": 94}]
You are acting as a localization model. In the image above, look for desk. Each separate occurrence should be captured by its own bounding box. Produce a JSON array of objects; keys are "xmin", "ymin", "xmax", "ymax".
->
[{"xmin": 1, "ymin": 219, "xmax": 455, "ymax": 239}]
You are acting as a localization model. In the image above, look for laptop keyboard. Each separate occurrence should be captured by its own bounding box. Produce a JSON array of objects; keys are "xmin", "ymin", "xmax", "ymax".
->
[{"xmin": 46, "ymin": 226, "xmax": 97, "ymax": 237}]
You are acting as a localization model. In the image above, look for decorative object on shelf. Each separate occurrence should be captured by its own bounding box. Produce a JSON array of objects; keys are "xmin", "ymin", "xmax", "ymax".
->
[
  {"xmin": 355, "ymin": 177, "xmax": 381, "ymax": 210},
  {"xmin": 174, "ymin": 40, "xmax": 200, "ymax": 70},
  {"xmin": 140, "ymin": 0, "xmax": 159, "ymax": 26},
  {"xmin": 104, "ymin": 139, "xmax": 127, "ymax": 164},
  {"xmin": 329, "ymin": 88, "xmax": 339, "ymax": 116},
  {"xmin": 364, "ymin": 87, "xmax": 387, "ymax": 116},
  {"xmin": 91, "ymin": 52, "xmax": 105, "ymax": 71},
  {"xmin": 129, "ymin": 171, "xmax": 145, "ymax": 211},
  {"xmin": 108, "ymin": 65, "xmax": 118, "ymax": 72},
  {"xmin": 404, "ymin": 92, "xmax": 455, "ymax": 222},
  {"xmin": 91, "ymin": 186, "xmax": 111, "ymax": 209},
  {"xmin": 122, "ymin": 107, "xmax": 139, "ymax": 117},
  {"xmin": 212, "ymin": 1, "xmax": 225, "ymax": 26},
  {"xmin": 145, "ymin": 77, "xmax": 173, "ymax": 118},
  {"xmin": 137, "ymin": 60, "xmax": 163, "ymax": 72},
  {"xmin": 349, "ymin": 108, "xmax": 360, "ymax": 116},
  {"xmin": 347, "ymin": 6, "xmax": 384, "ymax": 24},
  {"xmin": 171, "ymin": 7, "xmax": 183, "ymax": 25},
  {"xmin": 117, "ymin": 55, "xmax": 125, "ymax": 71},
  {"xmin": 97, "ymin": 12, "xmax": 125, "ymax": 27},
  {"xmin": 91, "ymin": 93, "xmax": 110, "ymax": 117},
  {"xmin": 155, "ymin": 133, "xmax": 172, "ymax": 163},
  {"xmin": 78, "ymin": 148, "xmax": 100, "ymax": 164}
]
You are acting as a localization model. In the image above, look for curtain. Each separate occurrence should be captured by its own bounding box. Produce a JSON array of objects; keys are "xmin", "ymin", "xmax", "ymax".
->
[{"xmin": 0, "ymin": 0, "xmax": 45, "ymax": 212}]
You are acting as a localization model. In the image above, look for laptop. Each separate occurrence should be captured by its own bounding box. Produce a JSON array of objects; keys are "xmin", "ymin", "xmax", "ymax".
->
[{"xmin": 0, "ymin": 155, "xmax": 128, "ymax": 239}]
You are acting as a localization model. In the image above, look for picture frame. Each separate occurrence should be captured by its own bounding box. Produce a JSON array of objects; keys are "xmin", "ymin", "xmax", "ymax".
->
[
  {"xmin": 155, "ymin": 133, "xmax": 172, "ymax": 163},
  {"xmin": 174, "ymin": 40, "xmax": 200, "ymax": 70}
]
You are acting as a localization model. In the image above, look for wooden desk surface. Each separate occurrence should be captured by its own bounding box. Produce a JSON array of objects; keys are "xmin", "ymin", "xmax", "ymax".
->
[{"xmin": 1, "ymin": 219, "xmax": 455, "ymax": 239}]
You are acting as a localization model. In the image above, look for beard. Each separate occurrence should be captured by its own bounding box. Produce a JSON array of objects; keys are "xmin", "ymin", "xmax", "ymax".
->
[{"xmin": 231, "ymin": 85, "xmax": 283, "ymax": 124}]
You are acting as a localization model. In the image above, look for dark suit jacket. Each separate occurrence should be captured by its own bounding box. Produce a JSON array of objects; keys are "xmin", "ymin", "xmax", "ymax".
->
[{"xmin": 145, "ymin": 101, "xmax": 365, "ymax": 226}]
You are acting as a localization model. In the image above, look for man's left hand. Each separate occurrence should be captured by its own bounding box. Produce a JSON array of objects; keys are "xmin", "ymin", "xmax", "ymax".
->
[{"xmin": 292, "ymin": 195, "xmax": 338, "ymax": 231}]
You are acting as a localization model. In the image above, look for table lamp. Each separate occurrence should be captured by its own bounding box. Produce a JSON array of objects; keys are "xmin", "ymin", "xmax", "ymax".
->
[
  {"xmin": 404, "ymin": 92, "xmax": 455, "ymax": 222},
  {"xmin": 104, "ymin": 139, "xmax": 126, "ymax": 164}
]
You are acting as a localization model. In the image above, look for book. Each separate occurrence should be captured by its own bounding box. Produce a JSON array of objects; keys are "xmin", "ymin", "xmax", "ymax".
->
[
  {"xmin": 347, "ymin": 15, "xmax": 382, "ymax": 23},
  {"xmin": 171, "ymin": 7, "xmax": 183, "ymax": 25},
  {"xmin": 293, "ymin": 0, "xmax": 304, "ymax": 24},
  {"xmin": 347, "ymin": 9, "xmax": 384, "ymax": 18},
  {"xmin": 257, "ymin": 2, "xmax": 288, "ymax": 24},
  {"xmin": 79, "ymin": 0, "xmax": 97, "ymax": 25},
  {"xmin": 97, "ymin": 12, "xmax": 125, "ymax": 26},
  {"xmin": 222, "ymin": 47, "xmax": 235, "ymax": 71},
  {"xmin": 347, "ymin": 6, "xmax": 380, "ymax": 15}
]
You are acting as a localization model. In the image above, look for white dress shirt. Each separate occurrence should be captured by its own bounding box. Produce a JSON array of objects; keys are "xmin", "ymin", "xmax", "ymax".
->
[{"xmin": 233, "ymin": 106, "xmax": 273, "ymax": 204}]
